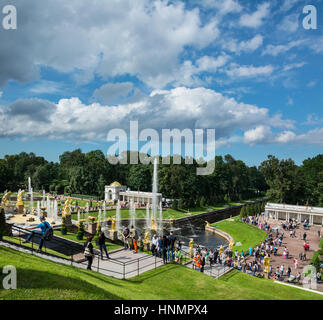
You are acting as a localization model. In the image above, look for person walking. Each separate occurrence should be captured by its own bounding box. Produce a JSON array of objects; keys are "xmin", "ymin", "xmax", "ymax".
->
[
  {"xmin": 84, "ymin": 236, "xmax": 94, "ymax": 270},
  {"xmin": 98, "ymin": 232, "xmax": 109, "ymax": 260},
  {"xmin": 162, "ymin": 235, "xmax": 168, "ymax": 264},
  {"xmin": 168, "ymin": 231, "xmax": 176, "ymax": 262},
  {"xmin": 122, "ymin": 226, "xmax": 130, "ymax": 250}
]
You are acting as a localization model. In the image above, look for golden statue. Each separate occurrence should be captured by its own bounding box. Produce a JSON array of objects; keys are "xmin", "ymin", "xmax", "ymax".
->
[
  {"xmin": 1, "ymin": 191, "xmax": 12, "ymax": 208},
  {"xmin": 205, "ymin": 221, "xmax": 211, "ymax": 228},
  {"xmin": 144, "ymin": 232, "xmax": 150, "ymax": 245},
  {"xmin": 150, "ymin": 217, "xmax": 157, "ymax": 231},
  {"xmin": 219, "ymin": 245, "xmax": 224, "ymax": 255},
  {"xmin": 111, "ymin": 217, "xmax": 116, "ymax": 232},
  {"xmin": 189, "ymin": 238, "xmax": 194, "ymax": 257},
  {"xmin": 62, "ymin": 196, "xmax": 72, "ymax": 216},
  {"xmin": 263, "ymin": 255, "xmax": 271, "ymax": 274},
  {"xmin": 229, "ymin": 240, "xmax": 235, "ymax": 249},
  {"xmin": 16, "ymin": 190, "xmax": 25, "ymax": 207}
]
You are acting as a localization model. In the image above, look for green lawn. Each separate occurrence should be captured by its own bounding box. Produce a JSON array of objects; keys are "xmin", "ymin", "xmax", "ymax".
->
[
  {"xmin": 71, "ymin": 198, "xmax": 266, "ymax": 221},
  {"xmin": 2, "ymin": 236, "xmax": 69, "ymax": 259},
  {"xmin": 0, "ymin": 247, "xmax": 322, "ymax": 300},
  {"xmin": 212, "ymin": 217, "xmax": 268, "ymax": 255},
  {"xmin": 53, "ymin": 230, "xmax": 122, "ymax": 251}
]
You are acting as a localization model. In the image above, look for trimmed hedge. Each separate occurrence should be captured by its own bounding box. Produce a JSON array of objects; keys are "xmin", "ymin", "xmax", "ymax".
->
[{"xmin": 319, "ymin": 237, "xmax": 323, "ymax": 249}]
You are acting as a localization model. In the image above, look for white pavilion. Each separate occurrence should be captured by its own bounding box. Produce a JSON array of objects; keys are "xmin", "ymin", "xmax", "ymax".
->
[
  {"xmin": 105, "ymin": 181, "xmax": 162, "ymax": 205},
  {"xmin": 265, "ymin": 202, "xmax": 323, "ymax": 226}
]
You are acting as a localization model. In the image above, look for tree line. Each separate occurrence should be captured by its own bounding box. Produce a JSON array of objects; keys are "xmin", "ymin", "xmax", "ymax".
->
[{"xmin": 0, "ymin": 150, "xmax": 322, "ymax": 207}]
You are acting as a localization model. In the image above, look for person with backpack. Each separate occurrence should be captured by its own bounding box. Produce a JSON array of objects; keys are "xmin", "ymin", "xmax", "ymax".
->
[
  {"xmin": 84, "ymin": 236, "xmax": 94, "ymax": 270},
  {"xmin": 23, "ymin": 217, "xmax": 52, "ymax": 253}
]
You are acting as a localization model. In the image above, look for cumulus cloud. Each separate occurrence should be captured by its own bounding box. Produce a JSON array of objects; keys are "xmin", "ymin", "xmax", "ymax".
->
[
  {"xmin": 239, "ymin": 3, "xmax": 270, "ymax": 28},
  {"xmin": 0, "ymin": 87, "xmax": 299, "ymax": 147},
  {"xmin": 262, "ymin": 40, "xmax": 305, "ymax": 56},
  {"xmin": 225, "ymin": 63, "xmax": 274, "ymax": 78},
  {"xmin": 0, "ymin": 0, "xmax": 219, "ymax": 89},
  {"xmin": 93, "ymin": 83, "xmax": 134, "ymax": 105},
  {"xmin": 222, "ymin": 35, "xmax": 263, "ymax": 54}
]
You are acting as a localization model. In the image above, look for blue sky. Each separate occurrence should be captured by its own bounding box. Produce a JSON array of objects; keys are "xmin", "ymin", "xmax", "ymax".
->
[{"xmin": 0, "ymin": 0, "xmax": 322, "ymax": 166}]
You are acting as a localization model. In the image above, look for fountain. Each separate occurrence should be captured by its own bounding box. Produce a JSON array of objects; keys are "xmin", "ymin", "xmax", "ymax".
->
[
  {"xmin": 151, "ymin": 158, "xmax": 158, "ymax": 228},
  {"xmin": 85, "ymin": 202, "xmax": 89, "ymax": 222},
  {"xmin": 36, "ymin": 201, "xmax": 41, "ymax": 218},
  {"xmin": 116, "ymin": 200, "xmax": 121, "ymax": 235},
  {"xmin": 145, "ymin": 203, "xmax": 150, "ymax": 230},
  {"xmin": 159, "ymin": 201, "xmax": 163, "ymax": 236},
  {"xmin": 130, "ymin": 199, "xmax": 136, "ymax": 233}
]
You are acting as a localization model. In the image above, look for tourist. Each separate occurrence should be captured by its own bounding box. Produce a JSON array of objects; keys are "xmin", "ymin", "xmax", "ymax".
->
[
  {"xmin": 162, "ymin": 235, "xmax": 168, "ymax": 264},
  {"xmin": 23, "ymin": 216, "xmax": 51, "ymax": 253},
  {"xmin": 195, "ymin": 253, "xmax": 201, "ymax": 271},
  {"xmin": 287, "ymin": 267, "xmax": 291, "ymax": 278},
  {"xmin": 98, "ymin": 232, "xmax": 109, "ymax": 260},
  {"xmin": 280, "ymin": 264, "xmax": 284, "ymax": 278},
  {"xmin": 293, "ymin": 258, "xmax": 298, "ymax": 269},
  {"xmin": 122, "ymin": 226, "xmax": 131, "ymax": 250},
  {"xmin": 84, "ymin": 236, "xmax": 94, "ymax": 270},
  {"xmin": 303, "ymin": 232, "xmax": 307, "ymax": 241},
  {"xmin": 151, "ymin": 234, "xmax": 158, "ymax": 256},
  {"xmin": 168, "ymin": 231, "xmax": 176, "ymax": 262},
  {"xmin": 157, "ymin": 236, "xmax": 163, "ymax": 258},
  {"xmin": 317, "ymin": 271, "xmax": 321, "ymax": 284},
  {"xmin": 201, "ymin": 255, "xmax": 205, "ymax": 273}
]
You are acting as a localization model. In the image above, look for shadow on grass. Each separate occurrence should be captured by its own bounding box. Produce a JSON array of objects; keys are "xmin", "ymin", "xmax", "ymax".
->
[{"xmin": 0, "ymin": 267, "xmax": 123, "ymax": 300}]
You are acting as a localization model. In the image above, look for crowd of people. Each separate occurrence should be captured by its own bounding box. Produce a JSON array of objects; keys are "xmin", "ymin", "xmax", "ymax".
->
[{"xmin": 121, "ymin": 226, "xmax": 185, "ymax": 264}]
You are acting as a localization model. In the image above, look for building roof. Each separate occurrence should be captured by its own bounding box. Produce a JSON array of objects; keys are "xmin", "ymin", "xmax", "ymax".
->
[{"xmin": 109, "ymin": 181, "xmax": 122, "ymax": 187}]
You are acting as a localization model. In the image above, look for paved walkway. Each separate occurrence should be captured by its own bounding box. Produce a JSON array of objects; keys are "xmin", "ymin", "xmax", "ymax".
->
[
  {"xmin": 244, "ymin": 218, "xmax": 323, "ymax": 291},
  {"xmin": 0, "ymin": 241, "xmax": 164, "ymax": 279}
]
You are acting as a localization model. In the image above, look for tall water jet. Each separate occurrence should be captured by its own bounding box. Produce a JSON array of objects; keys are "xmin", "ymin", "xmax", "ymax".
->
[
  {"xmin": 37, "ymin": 201, "xmax": 41, "ymax": 218},
  {"xmin": 85, "ymin": 202, "xmax": 89, "ymax": 222},
  {"xmin": 46, "ymin": 196, "xmax": 51, "ymax": 220},
  {"xmin": 53, "ymin": 200, "xmax": 58, "ymax": 224},
  {"xmin": 28, "ymin": 177, "xmax": 32, "ymax": 194},
  {"xmin": 42, "ymin": 190, "xmax": 46, "ymax": 207},
  {"xmin": 130, "ymin": 199, "xmax": 136, "ymax": 232},
  {"xmin": 116, "ymin": 200, "xmax": 121, "ymax": 235},
  {"xmin": 151, "ymin": 157, "xmax": 158, "ymax": 231},
  {"xmin": 102, "ymin": 201, "xmax": 107, "ymax": 230},
  {"xmin": 159, "ymin": 201, "xmax": 163, "ymax": 236},
  {"xmin": 29, "ymin": 188, "xmax": 33, "ymax": 214},
  {"xmin": 145, "ymin": 203, "xmax": 150, "ymax": 230},
  {"xmin": 98, "ymin": 208, "xmax": 102, "ymax": 224}
]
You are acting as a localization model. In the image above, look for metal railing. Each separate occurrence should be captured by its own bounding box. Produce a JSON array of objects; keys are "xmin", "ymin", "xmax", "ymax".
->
[{"xmin": 4, "ymin": 225, "xmax": 191, "ymax": 279}]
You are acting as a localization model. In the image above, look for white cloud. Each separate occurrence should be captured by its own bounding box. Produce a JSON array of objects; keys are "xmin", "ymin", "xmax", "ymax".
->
[
  {"xmin": 262, "ymin": 40, "xmax": 305, "ymax": 56},
  {"xmin": 244, "ymin": 125, "xmax": 271, "ymax": 145},
  {"xmin": 239, "ymin": 3, "xmax": 270, "ymax": 28},
  {"xmin": 225, "ymin": 63, "xmax": 274, "ymax": 78},
  {"xmin": 0, "ymin": 0, "xmax": 219, "ymax": 89},
  {"xmin": 282, "ymin": 62, "xmax": 307, "ymax": 72},
  {"xmin": 222, "ymin": 35, "xmax": 263, "ymax": 54},
  {"xmin": 278, "ymin": 13, "xmax": 299, "ymax": 33},
  {"xmin": 93, "ymin": 82, "xmax": 134, "ymax": 105},
  {"xmin": 0, "ymin": 87, "xmax": 294, "ymax": 145},
  {"xmin": 202, "ymin": 0, "xmax": 242, "ymax": 15}
]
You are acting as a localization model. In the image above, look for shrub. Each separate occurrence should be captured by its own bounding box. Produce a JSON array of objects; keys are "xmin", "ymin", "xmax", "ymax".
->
[
  {"xmin": 200, "ymin": 196, "xmax": 206, "ymax": 208},
  {"xmin": 310, "ymin": 249, "xmax": 323, "ymax": 271},
  {"xmin": 171, "ymin": 200, "xmax": 178, "ymax": 210},
  {"xmin": 319, "ymin": 237, "xmax": 323, "ymax": 249}
]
